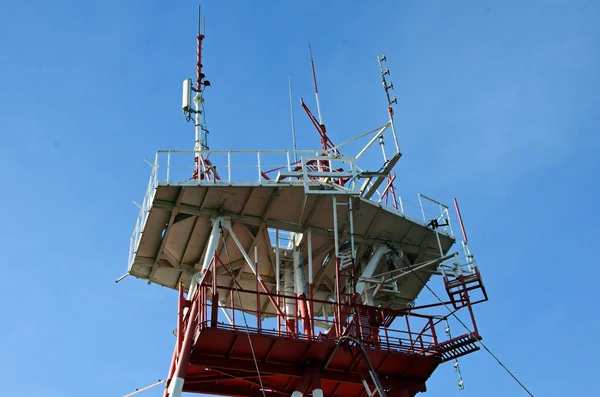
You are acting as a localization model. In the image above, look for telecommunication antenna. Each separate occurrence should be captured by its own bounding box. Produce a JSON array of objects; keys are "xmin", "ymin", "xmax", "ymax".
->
[
  {"xmin": 375, "ymin": 54, "xmax": 400, "ymax": 209},
  {"xmin": 377, "ymin": 54, "xmax": 397, "ymax": 118},
  {"xmin": 181, "ymin": 6, "xmax": 216, "ymax": 180},
  {"xmin": 309, "ymin": 43, "xmax": 323, "ymax": 124},
  {"xmin": 289, "ymin": 76, "xmax": 298, "ymax": 162},
  {"xmin": 126, "ymin": 8, "xmax": 493, "ymax": 397},
  {"xmin": 300, "ymin": 44, "xmax": 339, "ymax": 155}
]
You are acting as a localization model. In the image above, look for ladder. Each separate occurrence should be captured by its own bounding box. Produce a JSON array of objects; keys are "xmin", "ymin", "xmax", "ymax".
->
[
  {"xmin": 333, "ymin": 196, "xmax": 356, "ymax": 307},
  {"xmin": 330, "ymin": 197, "xmax": 386, "ymax": 397}
]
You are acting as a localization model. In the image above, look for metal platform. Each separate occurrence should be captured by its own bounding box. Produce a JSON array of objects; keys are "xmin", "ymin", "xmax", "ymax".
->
[
  {"xmin": 127, "ymin": 150, "xmax": 456, "ymax": 313},
  {"xmin": 185, "ymin": 327, "xmax": 438, "ymax": 397},
  {"xmin": 163, "ymin": 278, "xmax": 481, "ymax": 397}
]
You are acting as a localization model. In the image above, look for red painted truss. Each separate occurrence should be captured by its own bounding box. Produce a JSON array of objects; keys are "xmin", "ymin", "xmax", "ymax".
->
[{"xmin": 162, "ymin": 270, "xmax": 485, "ymax": 397}]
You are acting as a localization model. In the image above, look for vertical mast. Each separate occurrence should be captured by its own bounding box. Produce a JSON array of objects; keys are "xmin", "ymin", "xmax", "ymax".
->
[
  {"xmin": 377, "ymin": 54, "xmax": 399, "ymax": 152},
  {"xmin": 186, "ymin": 6, "xmax": 216, "ymax": 181},
  {"xmin": 289, "ymin": 76, "xmax": 298, "ymax": 162},
  {"xmin": 194, "ymin": 6, "xmax": 206, "ymax": 153}
]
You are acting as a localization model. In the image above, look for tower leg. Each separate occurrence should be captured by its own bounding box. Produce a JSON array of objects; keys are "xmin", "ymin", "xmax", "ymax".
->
[
  {"xmin": 291, "ymin": 363, "xmax": 322, "ymax": 397},
  {"xmin": 311, "ymin": 369, "xmax": 324, "ymax": 397},
  {"xmin": 166, "ymin": 299, "xmax": 199, "ymax": 397},
  {"xmin": 162, "ymin": 344, "xmax": 178, "ymax": 397}
]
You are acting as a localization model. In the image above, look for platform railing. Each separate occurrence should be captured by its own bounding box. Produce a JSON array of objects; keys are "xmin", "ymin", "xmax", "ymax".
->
[
  {"xmin": 183, "ymin": 281, "xmax": 476, "ymax": 359},
  {"xmin": 128, "ymin": 149, "xmax": 456, "ymax": 269},
  {"xmin": 157, "ymin": 149, "xmax": 330, "ymax": 186},
  {"xmin": 128, "ymin": 155, "xmax": 158, "ymax": 270}
]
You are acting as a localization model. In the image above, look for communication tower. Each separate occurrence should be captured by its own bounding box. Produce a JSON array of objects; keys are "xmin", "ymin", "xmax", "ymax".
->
[{"xmin": 125, "ymin": 8, "xmax": 488, "ymax": 397}]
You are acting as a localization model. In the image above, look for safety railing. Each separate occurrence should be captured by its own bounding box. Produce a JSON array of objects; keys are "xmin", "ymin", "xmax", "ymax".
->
[
  {"xmin": 128, "ymin": 156, "xmax": 158, "ymax": 270},
  {"xmin": 419, "ymin": 193, "xmax": 455, "ymax": 237},
  {"xmin": 182, "ymin": 280, "xmax": 474, "ymax": 358},
  {"xmin": 128, "ymin": 149, "xmax": 457, "ymax": 269},
  {"xmin": 155, "ymin": 149, "xmax": 332, "ymax": 186}
]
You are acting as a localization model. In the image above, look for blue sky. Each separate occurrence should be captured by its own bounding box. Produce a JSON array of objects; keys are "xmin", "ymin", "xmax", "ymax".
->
[{"xmin": 1, "ymin": 0, "xmax": 599, "ymax": 396}]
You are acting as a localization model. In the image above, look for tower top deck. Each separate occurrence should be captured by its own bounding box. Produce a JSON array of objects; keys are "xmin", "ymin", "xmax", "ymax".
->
[
  {"xmin": 127, "ymin": 27, "xmax": 468, "ymax": 315},
  {"xmin": 127, "ymin": 132, "xmax": 460, "ymax": 314}
]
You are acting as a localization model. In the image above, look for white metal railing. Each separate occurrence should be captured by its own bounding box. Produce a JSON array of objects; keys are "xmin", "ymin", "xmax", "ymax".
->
[
  {"xmin": 127, "ymin": 149, "xmax": 456, "ymax": 269},
  {"xmin": 128, "ymin": 153, "xmax": 159, "ymax": 270},
  {"xmin": 156, "ymin": 149, "xmax": 327, "ymax": 186},
  {"xmin": 418, "ymin": 193, "xmax": 455, "ymax": 237}
]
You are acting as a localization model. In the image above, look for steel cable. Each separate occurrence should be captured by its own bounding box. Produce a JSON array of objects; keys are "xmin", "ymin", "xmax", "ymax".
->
[
  {"xmin": 384, "ymin": 242, "xmax": 535, "ymax": 397},
  {"xmin": 220, "ymin": 228, "xmax": 267, "ymax": 397}
]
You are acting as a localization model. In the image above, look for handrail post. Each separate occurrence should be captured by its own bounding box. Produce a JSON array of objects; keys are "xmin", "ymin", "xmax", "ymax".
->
[
  {"xmin": 429, "ymin": 317, "xmax": 438, "ymax": 345},
  {"xmin": 405, "ymin": 314, "xmax": 413, "ymax": 353},
  {"xmin": 227, "ymin": 151, "xmax": 231, "ymax": 182},
  {"xmin": 418, "ymin": 193, "xmax": 426, "ymax": 222},
  {"xmin": 166, "ymin": 151, "xmax": 171, "ymax": 183},
  {"xmin": 256, "ymin": 268, "xmax": 261, "ymax": 334},
  {"xmin": 231, "ymin": 288, "xmax": 235, "ymax": 329},
  {"xmin": 277, "ymin": 295, "xmax": 281, "ymax": 335},
  {"xmin": 382, "ymin": 309, "xmax": 390, "ymax": 350},
  {"xmin": 294, "ymin": 295, "xmax": 298, "ymax": 336},
  {"xmin": 257, "ymin": 151, "xmax": 262, "ymax": 181},
  {"xmin": 154, "ymin": 152, "xmax": 159, "ymax": 188}
]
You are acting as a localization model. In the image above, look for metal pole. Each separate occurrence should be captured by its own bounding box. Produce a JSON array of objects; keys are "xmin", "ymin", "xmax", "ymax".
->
[
  {"xmin": 335, "ymin": 258, "xmax": 342, "ymax": 336},
  {"xmin": 222, "ymin": 221, "xmax": 287, "ymax": 320},
  {"xmin": 257, "ymin": 151, "xmax": 261, "ymax": 181},
  {"xmin": 189, "ymin": 217, "xmax": 222, "ymax": 299},
  {"xmin": 453, "ymin": 198, "xmax": 469, "ymax": 242},
  {"xmin": 289, "ymin": 76, "xmax": 298, "ymax": 162},
  {"xmin": 332, "ymin": 196, "xmax": 339, "ymax": 256},
  {"xmin": 275, "ymin": 229, "xmax": 280, "ymax": 295},
  {"xmin": 177, "ymin": 283, "xmax": 184, "ymax": 353},
  {"xmin": 307, "ymin": 227, "xmax": 314, "ymax": 336},
  {"xmin": 255, "ymin": 246, "xmax": 261, "ymax": 333},
  {"xmin": 167, "ymin": 298, "xmax": 199, "ymax": 397},
  {"xmin": 309, "ymin": 43, "xmax": 323, "ymax": 124},
  {"xmin": 227, "ymin": 151, "xmax": 231, "ymax": 181},
  {"xmin": 167, "ymin": 151, "xmax": 171, "ymax": 182},
  {"xmin": 211, "ymin": 254, "xmax": 218, "ymax": 328},
  {"xmin": 124, "ymin": 380, "xmax": 166, "ymax": 397}
]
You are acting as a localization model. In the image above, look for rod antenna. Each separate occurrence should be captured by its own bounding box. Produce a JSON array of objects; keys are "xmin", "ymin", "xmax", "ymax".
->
[
  {"xmin": 377, "ymin": 54, "xmax": 397, "ymax": 117},
  {"xmin": 289, "ymin": 76, "xmax": 298, "ymax": 162},
  {"xmin": 192, "ymin": 5, "xmax": 211, "ymax": 153},
  {"xmin": 309, "ymin": 43, "xmax": 323, "ymax": 124},
  {"xmin": 196, "ymin": 5, "xmax": 204, "ymax": 92}
]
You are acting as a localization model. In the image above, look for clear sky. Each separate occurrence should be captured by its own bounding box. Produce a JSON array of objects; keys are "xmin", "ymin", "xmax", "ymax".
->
[{"xmin": 1, "ymin": 0, "xmax": 599, "ymax": 396}]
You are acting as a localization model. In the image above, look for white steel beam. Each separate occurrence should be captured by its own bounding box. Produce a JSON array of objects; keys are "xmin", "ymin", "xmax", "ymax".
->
[
  {"xmin": 188, "ymin": 216, "xmax": 223, "ymax": 299},
  {"xmin": 221, "ymin": 221, "xmax": 263, "ymax": 281},
  {"xmin": 292, "ymin": 247, "xmax": 305, "ymax": 296},
  {"xmin": 355, "ymin": 244, "xmax": 392, "ymax": 295}
]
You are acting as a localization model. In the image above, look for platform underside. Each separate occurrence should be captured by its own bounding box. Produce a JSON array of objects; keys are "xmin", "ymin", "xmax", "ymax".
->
[
  {"xmin": 184, "ymin": 326, "xmax": 438, "ymax": 397},
  {"xmin": 129, "ymin": 184, "xmax": 455, "ymax": 312}
]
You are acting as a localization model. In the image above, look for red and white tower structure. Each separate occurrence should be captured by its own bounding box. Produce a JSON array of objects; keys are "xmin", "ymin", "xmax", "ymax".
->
[{"xmin": 125, "ymin": 9, "xmax": 488, "ymax": 397}]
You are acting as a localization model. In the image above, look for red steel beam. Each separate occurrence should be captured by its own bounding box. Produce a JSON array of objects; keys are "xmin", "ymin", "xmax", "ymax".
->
[{"xmin": 453, "ymin": 197, "xmax": 468, "ymax": 242}]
